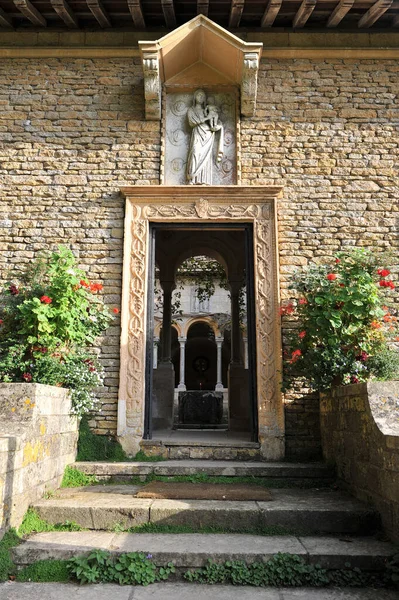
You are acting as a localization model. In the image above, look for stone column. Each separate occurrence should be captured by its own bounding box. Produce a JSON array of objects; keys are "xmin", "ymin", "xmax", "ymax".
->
[
  {"xmin": 160, "ymin": 280, "xmax": 175, "ymax": 363},
  {"xmin": 152, "ymin": 279, "xmax": 175, "ymax": 430},
  {"xmin": 153, "ymin": 336, "xmax": 159, "ymax": 369},
  {"xmin": 215, "ymin": 337, "xmax": 224, "ymax": 392},
  {"xmin": 243, "ymin": 336, "xmax": 248, "ymax": 369},
  {"xmin": 228, "ymin": 279, "xmax": 249, "ymax": 432},
  {"xmin": 177, "ymin": 336, "xmax": 187, "ymax": 391},
  {"xmin": 230, "ymin": 281, "xmax": 242, "ymax": 365}
]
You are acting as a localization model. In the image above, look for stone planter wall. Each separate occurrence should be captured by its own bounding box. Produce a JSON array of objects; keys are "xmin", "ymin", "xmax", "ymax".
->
[
  {"xmin": 320, "ymin": 382, "xmax": 399, "ymax": 542},
  {"xmin": 0, "ymin": 383, "xmax": 78, "ymax": 535}
]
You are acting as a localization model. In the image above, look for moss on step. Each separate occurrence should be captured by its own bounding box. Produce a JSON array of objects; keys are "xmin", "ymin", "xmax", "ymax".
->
[
  {"xmin": 18, "ymin": 509, "xmax": 83, "ymax": 536},
  {"xmin": 61, "ymin": 465, "xmax": 99, "ymax": 488},
  {"xmin": 76, "ymin": 416, "xmax": 130, "ymax": 462},
  {"xmin": 16, "ymin": 559, "xmax": 70, "ymax": 583},
  {"xmin": 0, "ymin": 529, "xmax": 21, "ymax": 582}
]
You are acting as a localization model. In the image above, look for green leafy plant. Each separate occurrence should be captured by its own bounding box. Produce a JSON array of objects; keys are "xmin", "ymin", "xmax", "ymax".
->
[
  {"xmin": 0, "ymin": 246, "xmax": 116, "ymax": 416},
  {"xmin": 76, "ymin": 416, "xmax": 129, "ymax": 461},
  {"xmin": 61, "ymin": 466, "xmax": 99, "ymax": 488},
  {"xmin": 282, "ymin": 248, "xmax": 399, "ymax": 392},
  {"xmin": 18, "ymin": 508, "xmax": 82, "ymax": 536},
  {"xmin": 0, "ymin": 529, "xmax": 20, "ymax": 582},
  {"xmin": 67, "ymin": 550, "xmax": 175, "ymax": 585},
  {"xmin": 184, "ymin": 554, "xmax": 385, "ymax": 588}
]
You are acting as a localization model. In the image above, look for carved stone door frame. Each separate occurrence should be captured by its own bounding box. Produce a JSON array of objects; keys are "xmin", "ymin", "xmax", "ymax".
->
[{"xmin": 118, "ymin": 185, "xmax": 284, "ymax": 460}]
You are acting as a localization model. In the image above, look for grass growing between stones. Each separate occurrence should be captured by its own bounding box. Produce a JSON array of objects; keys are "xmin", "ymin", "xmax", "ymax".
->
[
  {"xmin": 132, "ymin": 450, "xmax": 167, "ymax": 462},
  {"xmin": 0, "ymin": 529, "xmax": 21, "ymax": 582},
  {"xmin": 16, "ymin": 559, "xmax": 70, "ymax": 583},
  {"xmin": 126, "ymin": 523, "xmax": 301, "ymax": 536},
  {"xmin": 61, "ymin": 465, "xmax": 99, "ymax": 488},
  {"xmin": 127, "ymin": 473, "xmax": 333, "ymax": 489},
  {"xmin": 76, "ymin": 416, "xmax": 130, "ymax": 462},
  {"xmin": 18, "ymin": 509, "xmax": 83, "ymax": 536}
]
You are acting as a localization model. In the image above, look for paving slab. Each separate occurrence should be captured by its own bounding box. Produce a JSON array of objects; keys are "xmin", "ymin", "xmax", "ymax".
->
[
  {"xmin": 258, "ymin": 489, "xmax": 379, "ymax": 534},
  {"xmin": 300, "ymin": 536, "xmax": 395, "ymax": 569},
  {"xmin": 0, "ymin": 583, "xmax": 398, "ymax": 600},
  {"xmin": 12, "ymin": 532, "xmax": 395, "ymax": 570},
  {"xmin": 33, "ymin": 491, "xmax": 152, "ymax": 530},
  {"xmin": 149, "ymin": 498, "xmax": 261, "ymax": 528},
  {"xmin": 30, "ymin": 487, "xmax": 379, "ymax": 534}
]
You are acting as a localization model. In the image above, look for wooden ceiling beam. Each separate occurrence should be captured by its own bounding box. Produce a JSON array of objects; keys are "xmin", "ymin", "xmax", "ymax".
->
[
  {"xmin": 127, "ymin": 0, "xmax": 145, "ymax": 28},
  {"xmin": 197, "ymin": 0, "xmax": 209, "ymax": 16},
  {"xmin": 261, "ymin": 0, "xmax": 282, "ymax": 27},
  {"xmin": 161, "ymin": 0, "xmax": 176, "ymax": 28},
  {"xmin": 327, "ymin": 0, "xmax": 354, "ymax": 27},
  {"xmin": 358, "ymin": 0, "xmax": 393, "ymax": 27},
  {"xmin": 293, "ymin": 0, "xmax": 317, "ymax": 27},
  {"xmin": 229, "ymin": 0, "xmax": 245, "ymax": 27},
  {"xmin": 51, "ymin": 0, "xmax": 78, "ymax": 28},
  {"xmin": 0, "ymin": 6, "xmax": 13, "ymax": 27},
  {"xmin": 87, "ymin": 0, "xmax": 111, "ymax": 28},
  {"xmin": 13, "ymin": 0, "xmax": 47, "ymax": 26}
]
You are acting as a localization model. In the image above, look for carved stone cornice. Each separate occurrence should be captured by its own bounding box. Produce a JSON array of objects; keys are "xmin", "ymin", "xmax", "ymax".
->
[{"xmin": 138, "ymin": 15, "xmax": 262, "ymax": 121}]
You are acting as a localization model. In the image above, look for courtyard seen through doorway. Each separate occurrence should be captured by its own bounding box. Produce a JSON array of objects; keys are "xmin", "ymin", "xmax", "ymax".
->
[{"xmin": 144, "ymin": 224, "xmax": 258, "ymax": 444}]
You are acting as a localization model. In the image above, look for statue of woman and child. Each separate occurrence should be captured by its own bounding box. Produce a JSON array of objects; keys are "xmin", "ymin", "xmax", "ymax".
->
[{"xmin": 186, "ymin": 89, "xmax": 224, "ymax": 185}]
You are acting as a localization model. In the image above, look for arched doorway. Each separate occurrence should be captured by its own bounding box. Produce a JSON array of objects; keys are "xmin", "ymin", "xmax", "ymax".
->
[{"xmin": 150, "ymin": 225, "xmax": 255, "ymax": 440}]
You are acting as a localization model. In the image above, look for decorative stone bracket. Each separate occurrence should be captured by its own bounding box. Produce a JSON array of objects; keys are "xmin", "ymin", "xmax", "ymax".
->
[{"xmin": 139, "ymin": 15, "xmax": 262, "ymax": 121}]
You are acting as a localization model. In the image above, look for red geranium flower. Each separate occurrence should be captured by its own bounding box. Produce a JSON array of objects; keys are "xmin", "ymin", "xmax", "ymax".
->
[
  {"xmin": 327, "ymin": 273, "xmax": 337, "ymax": 281},
  {"xmin": 371, "ymin": 320, "xmax": 381, "ymax": 329},
  {"xmin": 22, "ymin": 373, "xmax": 32, "ymax": 382},
  {"xmin": 279, "ymin": 302, "xmax": 294, "ymax": 316},
  {"xmin": 377, "ymin": 268, "xmax": 390, "ymax": 277},
  {"xmin": 9, "ymin": 284, "xmax": 19, "ymax": 296},
  {"xmin": 351, "ymin": 376, "xmax": 359, "ymax": 384},
  {"xmin": 89, "ymin": 283, "xmax": 103, "ymax": 293},
  {"xmin": 112, "ymin": 307, "xmax": 120, "ymax": 314},
  {"xmin": 0, "ymin": 319, "xmax": 3, "ymax": 325},
  {"xmin": 335, "ymin": 258, "xmax": 340, "ymax": 264},
  {"xmin": 40, "ymin": 295, "xmax": 52, "ymax": 304},
  {"xmin": 290, "ymin": 349, "xmax": 302, "ymax": 363},
  {"xmin": 298, "ymin": 331, "xmax": 306, "ymax": 339},
  {"xmin": 80, "ymin": 280, "xmax": 89, "ymax": 288},
  {"xmin": 299, "ymin": 298, "xmax": 308, "ymax": 305}
]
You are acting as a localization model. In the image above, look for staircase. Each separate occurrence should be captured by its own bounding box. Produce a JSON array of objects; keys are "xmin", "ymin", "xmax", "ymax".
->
[{"xmin": 12, "ymin": 459, "xmax": 396, "ymax": 587}]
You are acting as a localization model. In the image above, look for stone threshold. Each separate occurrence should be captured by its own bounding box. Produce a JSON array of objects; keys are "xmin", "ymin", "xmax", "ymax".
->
[{"xmin": 73, "ymin": 460, "xmax": 334, "ymax": 479}]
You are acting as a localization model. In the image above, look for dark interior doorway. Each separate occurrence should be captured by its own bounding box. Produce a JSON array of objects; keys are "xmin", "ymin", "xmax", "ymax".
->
[{"xmin": 144, "ymin": 223, "xmax": 258, "ymax": 442}]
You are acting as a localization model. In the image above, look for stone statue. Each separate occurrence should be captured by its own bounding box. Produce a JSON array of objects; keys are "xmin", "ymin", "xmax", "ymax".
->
[{"xmin": 186, "ymin": 89, "xmax": 224, "ymax": 185}]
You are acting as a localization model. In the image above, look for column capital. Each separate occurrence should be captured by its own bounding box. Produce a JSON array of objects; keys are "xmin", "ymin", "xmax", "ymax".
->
[
  {"xmin": 178, "ymin": 336, "xmax": 187, "ymax": 343},
  {"xmin": 160, "ymin": 279, "xmax": 176, "ymax": 294}
]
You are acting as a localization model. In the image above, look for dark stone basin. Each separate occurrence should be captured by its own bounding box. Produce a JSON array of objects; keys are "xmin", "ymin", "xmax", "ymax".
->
[{"xmin": 178, "ymin": 391, "xmax": 223, "ymax": 425}]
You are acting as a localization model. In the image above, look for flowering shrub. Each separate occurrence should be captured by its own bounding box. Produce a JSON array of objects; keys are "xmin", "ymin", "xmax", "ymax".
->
[
  {"xmin": 282, "ymin": 248, "xmax": 399, "ymax": 392},
  {"xmin": 0, "ymin": 247, "xmax": 116, "ymax": 415}
]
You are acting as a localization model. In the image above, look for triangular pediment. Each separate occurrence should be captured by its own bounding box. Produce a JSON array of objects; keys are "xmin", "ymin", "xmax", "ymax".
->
[{"xmin": 139, "ymin": 15, "xmax": 262, "ymax": 120}]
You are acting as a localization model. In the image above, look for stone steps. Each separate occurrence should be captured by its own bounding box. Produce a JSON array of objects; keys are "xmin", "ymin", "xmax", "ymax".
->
[
  {"xmin": 73, "ymin": 460, "xmax": 334, "ymax": 482},
  {"xmin": 12, "ymin": 531, "xmax": 395, "ymax": 572},
  {"xmin": 139, "ymin": 439, "xmax": 262, "ymax": 460},
  {"xmin": 30, "ymin": 486, "xmax": 379, "ymax": 535}
]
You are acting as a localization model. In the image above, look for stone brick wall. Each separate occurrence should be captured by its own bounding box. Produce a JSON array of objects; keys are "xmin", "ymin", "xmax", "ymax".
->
[
  {"xmin": 0, "ymin": 56, "xmax": 398, "ymax": 452},
  {"xmin": 320, "ymin": 382, "xmax": 399, "ymax": 542},
  {"xmin": 0, "ymin": 383, "xmax": 78, "ymax": 533}
]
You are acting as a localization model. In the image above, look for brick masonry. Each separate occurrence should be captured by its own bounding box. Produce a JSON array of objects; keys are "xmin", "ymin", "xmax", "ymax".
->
[
  {"xmin": 320, "ymin": 382, "xmax": 399, "ymax": 542},
  {"xmin": 0, "ymin": 56, "xmax": 398, "ymax": 458}
]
